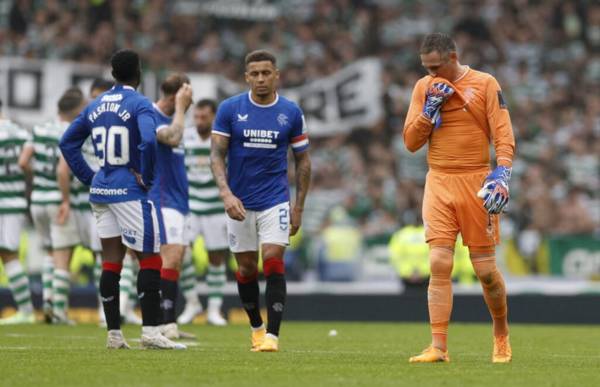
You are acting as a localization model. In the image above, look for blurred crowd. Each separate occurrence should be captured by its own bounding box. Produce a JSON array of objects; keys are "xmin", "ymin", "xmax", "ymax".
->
[{"xmin": 1, "ymin": 0, "xmax": 598, "ymax": 264}]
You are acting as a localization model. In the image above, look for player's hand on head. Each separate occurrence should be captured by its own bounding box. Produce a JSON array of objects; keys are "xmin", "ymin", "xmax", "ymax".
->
[
  {"xmin": 477, "ymin": 166, "xmax": 512, "ymax": 214},
  {"xmin": 175, "ymin": 83, "xmax": 193, "ymax": 111},
  {"xmin": 290, "ymin": 206, "xmax": 303, "ymax": 236},
  {"xmin": 422, "ymin": 82, "xmax": 454, "ymax": 129},
  {"xmin": 223, "ymin": 192, "xmax": 246, "ymax": 221}
]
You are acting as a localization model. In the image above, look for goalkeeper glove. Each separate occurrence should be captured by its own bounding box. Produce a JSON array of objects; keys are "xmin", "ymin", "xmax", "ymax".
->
[
  {"xmin": 477, "ymin": 166, "xmax": 512, "ymax": 214},
  {"xmin": 422, "ymin": 82, "xmax": 454, "ymax": 129}
]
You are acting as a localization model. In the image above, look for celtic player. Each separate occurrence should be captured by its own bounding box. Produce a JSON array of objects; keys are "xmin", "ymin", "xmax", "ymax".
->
[
  {"xmin": 179, "ymin": 99, "xmax": 228, "ymax": 326},
  {"xmin": 20, "ymin": 88, "xmax": 85, "ymax": 324},
  {"xmin": 0, "ymin": 100, "xmax": 35, "ymax": 325},
  {"xmin": 57, "ymin": 78, "xmax": 116, "ymax": 326}
]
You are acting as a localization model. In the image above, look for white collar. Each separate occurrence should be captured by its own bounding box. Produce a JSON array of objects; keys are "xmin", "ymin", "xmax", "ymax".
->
[
  {"xmin": 111, "ymin": 85, "xmax": 135, "ymax": 91},
  {"xmin": 248, "ymin": 91, "xmax": 279, "ymax": 108},
  {"xmin": 152, "ymin": 103, "xmax": 172, "ymax": 119}
]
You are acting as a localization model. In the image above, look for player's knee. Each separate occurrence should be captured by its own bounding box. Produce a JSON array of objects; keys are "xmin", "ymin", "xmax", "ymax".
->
[
  {"xmin": 208, "ymin": 250, "xmax": 228, "ymax": 266},
  {"xmin": 471, "ymin": 257, "xmax": 497, "ymax": 285},
  {"xmin": 262, "ymin": 244, "xmax": 285, "ymax": 261},
  {"xmin": 429, "ymin": 247, "xmax": 454, "ymax": 276},
  {"xmin": 237, "ymin": 259, "xmax": 258, "ymax": 277},
  {"xmin": 160, "ymin": 245, "xmax": 184, "ymax": 270},
  {"xmin": 161, "ymin": 255, "xmax": 182, "ymax": 271},
  {"xmin": 474, "ymin": 267, "xmax": 496, "ymax": 285},
  {"xmin": 0, "ymin": 252, "xmax": 18, "ymax": 263},
  {"xmin": 263, "ymin": 257, "xmax": 285, "ymax": 277},
  {"xmin": 430, "ymin": 258, "xmax": 453, "ymax": 277},
  {"xmin": 53, "ymin": 248, "xmax": 72, "ymax": 268}
]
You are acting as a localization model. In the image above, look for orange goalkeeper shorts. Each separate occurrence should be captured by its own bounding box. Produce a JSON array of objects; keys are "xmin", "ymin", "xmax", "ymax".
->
[{"xmin": 422, "ymin": 169, "xmax": 500, "ymax": 247}]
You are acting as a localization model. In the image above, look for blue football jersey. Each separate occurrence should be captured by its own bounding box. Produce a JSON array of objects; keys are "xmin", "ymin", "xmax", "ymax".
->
[
  {"xmin": 59, "ymin": 84, "xmax": 158, "ymax": 203},
  {"xmin": 148, "ymin": 104, "xmax": 189, "ymax": 214},
  {"xmin": 212, "ymin": 91, "xmax": 309, "ymax": 211}
]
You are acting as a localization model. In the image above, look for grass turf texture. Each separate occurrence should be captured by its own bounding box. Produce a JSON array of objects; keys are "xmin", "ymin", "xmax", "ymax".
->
[{"xmin": 0, "ymin": 322, "xmax": 599, "ymax": 387}]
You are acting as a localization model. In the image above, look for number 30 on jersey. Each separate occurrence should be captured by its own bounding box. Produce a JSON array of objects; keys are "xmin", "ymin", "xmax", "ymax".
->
[{"xmin": 92, "ymin": 125, "xmax": 130, "ymax": 166}]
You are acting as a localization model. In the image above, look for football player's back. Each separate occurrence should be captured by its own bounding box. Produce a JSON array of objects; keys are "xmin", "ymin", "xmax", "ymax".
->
[
  {"xmin": 85, "ymin": 84, "xmax": 155, "ymax": 203},
  {"xmin": 60, "ymin": 50, "xmax": 184, "ymax": 350}
]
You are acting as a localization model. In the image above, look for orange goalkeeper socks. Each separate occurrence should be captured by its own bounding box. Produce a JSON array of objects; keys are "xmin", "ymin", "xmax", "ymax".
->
[
  {"xmin": 428, "ymin": 246, "xmax": 454, "ymax": 351},
  {"xmin": 472, "ymin": 257, "xmax": 509, "ymax": 337}
]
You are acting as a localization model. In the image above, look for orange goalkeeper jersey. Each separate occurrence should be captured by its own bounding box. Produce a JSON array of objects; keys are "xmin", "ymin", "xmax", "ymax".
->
[{"xmin": 403, "ymin": 67, "xmax": 515, "ymax": 173}]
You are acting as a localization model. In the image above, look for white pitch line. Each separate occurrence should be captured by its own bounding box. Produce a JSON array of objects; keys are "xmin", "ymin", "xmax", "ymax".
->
[
  {"xmin": 0, "ymin": 346, "xmax": 30, "ymax": 350},
  {"xmin": 128, "ymin": 338, "xmax": 201, "ymax": 347},
  {"xmin": 5, "ymin": 333, "xmax": 98, "ymax": 340}
]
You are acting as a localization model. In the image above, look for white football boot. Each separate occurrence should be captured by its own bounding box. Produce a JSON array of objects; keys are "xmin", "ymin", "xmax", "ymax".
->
[
  {"xmin": 177, "ymin": 299, "xmax": 203, "ymax": 325},
  {"xmin": 141, "ymin": 326, "xmax": 187, "ymax": 349},
  {"xmin": 160, "ymin": 322, "xmax": 197, "ymax": 340},
  {"xmin": 106, "ymin": 330, "xmax": 130, "ymax": 349}
]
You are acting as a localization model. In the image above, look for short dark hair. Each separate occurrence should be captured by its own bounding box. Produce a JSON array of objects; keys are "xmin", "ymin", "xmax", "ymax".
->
[
  {"xmin": 58, "ymin": 87, "xmax": 84, "ymax": 114},
  {"xmin": 195, "ymin": 99, "xmax": 217, "ymax": 113},
  {"xmin": 90, "ymin": 78, "xmax": 113, "ymax": 94},
  {"xmin": 110, "ymin": 49, "xmax": 141, "ymax": 83},
  {"xmin": 160, "ymin": 73, "xmax": 190, "ymax": 96},
  {"xmin": 420, "ymin": 33, "xmax": 457, "ymax": 56},
  {"xmin": 245, "ymin": 50, "xmax": 277, "ymax": 67}
]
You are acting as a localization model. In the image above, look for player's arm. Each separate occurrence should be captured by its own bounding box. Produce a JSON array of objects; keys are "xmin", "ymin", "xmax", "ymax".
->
[
  {"xmin": 18, "ymin": 142, "xmax": 34, "ymax": 174},
  {"xmin": 289, "ymin": 111, "xmax": 311, "ymax": 236},
  {"xmin": 291, "ymin": 150, "xmax": 311, "ymax": 236},
  {"xmin": 477, "ymin": 77, "xmax": 516, "ymax": 214},
  {"xmin": 486, "ymin": 77, "xmax": 515, "ymax": 168},
  {"xmin": 59, "ymin": 112, "xmax": 95, "ymax": 186},
  {"xmin": 210, "ymin": 100, "xmax": 245, "ymax": 221},
  {"xmin": 56, "ymin": 156, "xmax": 71, "ymax": 225},
  {"xmin": 156, "ymin": 84, "xmax": 193, "ymax": 147},
  {"xmin": 136, "ymin": 102, "xmax": 158, "ymax": 189},
  {"xmin": 210, "ymin": 133, "xmax": 246, "ymax": 221},
  {"xmin": 17, "ymin": 133, "xmax": 33, "ymax": 199},
  {"xmin": 403, "ymin": 79, "xmax": 434, "ymax": 152}
]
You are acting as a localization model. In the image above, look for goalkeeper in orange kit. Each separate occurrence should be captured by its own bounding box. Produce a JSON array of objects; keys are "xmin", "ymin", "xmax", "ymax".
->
[{"xmin": 403, "ymin": 33, "xmax": 515, "ymax": 363}]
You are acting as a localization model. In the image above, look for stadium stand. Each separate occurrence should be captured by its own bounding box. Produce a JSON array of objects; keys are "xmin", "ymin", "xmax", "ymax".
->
[{"xmin": 0, "ymin": 0, "xmax": 598, "ymax": 279}]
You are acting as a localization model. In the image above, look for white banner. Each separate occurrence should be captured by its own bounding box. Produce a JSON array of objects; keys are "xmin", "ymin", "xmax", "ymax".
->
[
  {"xmin": 285, "ymin": 58, "xmax": 383, "ymax": 136},
  {"xmin": 0, "ymin": 57, "xmax": 382, "ymax": 136}
]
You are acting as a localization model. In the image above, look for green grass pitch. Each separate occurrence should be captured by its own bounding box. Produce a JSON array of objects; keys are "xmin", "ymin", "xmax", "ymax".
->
[{"xmin": 1, "ymin": 322, "xmax": 599, "ymax": 387}]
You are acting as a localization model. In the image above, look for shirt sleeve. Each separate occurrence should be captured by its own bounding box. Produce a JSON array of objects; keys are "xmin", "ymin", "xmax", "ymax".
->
[
  {"xmin": 290, "ymin": 106, "xmax": 309, "ymax": 153},
  {"xmin": 212, "ymin": 99, "xmax": 232, "ymax": 137},
  {"xmin": 20, "ymin": 127, "xmax": 32, "ymax": 146},
  {"xmin": 136, "ymin": 99, "xmax": 158, "ymax": 187},
  {"xmin": 485, "ymin": 76, "xmax": 515, "ymax": 167},
  {"xmin": 24, "ymin": 127, "xmax": 34, "ymax": 147},
  {"xmin": 154, "ymin": 111, "xmax": 169, "ymax": 133},
  {"xmin": 403, "ymin": 78, "xmax": 433, "ymax": 153},
  {"xmin": 58, "ymin": 109, "xmax": 95, "ymax": 186}
]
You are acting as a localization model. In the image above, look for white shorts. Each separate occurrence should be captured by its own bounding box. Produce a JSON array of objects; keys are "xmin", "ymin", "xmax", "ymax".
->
[
  {"xmin": 91, "ymin": 200, "xmax": 161, "ymax": 253},
  {"xmin": 0, "ymin": 214, "xmax": 25, "ymax": 252},
  {"xmin": 227, "ymin": 202, "xmax": 290, "ymax": 253},
  {"xmin": 31, "ymin": 204, "xmax": 80, "ymax": 250},
  {"xmin": 159, "ymin": 207, "xmax": 188, "ymax": 246},
  {"xmin": 73, "ymin": 209, "xmax": 102, "ymax": 252},
  {"xmin": 186, "ymin": 212, "xmax": 229, "ymax": 251}
]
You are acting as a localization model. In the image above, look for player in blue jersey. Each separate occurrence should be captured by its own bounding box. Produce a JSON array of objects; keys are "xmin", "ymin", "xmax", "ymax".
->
[
  {"xmin": 56, "ymin": 78, "xmax": 119, "ymax": 327},
  {"xmin": 59, "ymin": 49, "xmax": 185, "ymax": 350},
  {"xmin": 211, "ymin": 50, "xmax": 312, "ymax": 352},
  {"xmin": 147, "ymin": 73, "xmax": 196, "ymax": 340}
]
